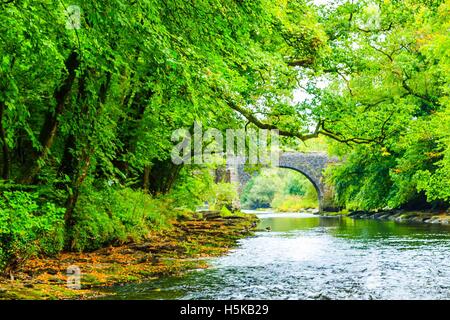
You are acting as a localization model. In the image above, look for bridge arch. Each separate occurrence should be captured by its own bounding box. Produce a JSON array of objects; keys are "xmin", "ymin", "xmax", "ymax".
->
[
  {"xmin": 228, "ymin": 152, "xmax": 338, "ymax": 212},
  {"xmin": 278, "ymin": 165, "xmax": 323, "ymax": 206}
]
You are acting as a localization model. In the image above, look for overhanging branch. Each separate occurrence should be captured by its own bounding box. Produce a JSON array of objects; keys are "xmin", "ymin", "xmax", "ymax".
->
[
  {"xmin": 225, "ymin": 98, "xmax": 388, "ymax": 145},
  {"xmin": 225, "ymin": 99, "xmax": 320, "ymax": 141}
]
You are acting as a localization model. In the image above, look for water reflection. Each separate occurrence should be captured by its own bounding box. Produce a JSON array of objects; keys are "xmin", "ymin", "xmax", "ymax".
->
[{"xmin": 101, "ymin": 212, "xmax": 450, "ymax": 300}]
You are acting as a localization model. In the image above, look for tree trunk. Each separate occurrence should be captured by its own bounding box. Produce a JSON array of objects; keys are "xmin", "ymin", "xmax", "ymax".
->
[
  {"xmin": 0, "ymin": 102, "xmax": 10, "ymax": 180},
  {"xmin": 112, "ymin": 88, "xmax": 153, "ymax": 183},
  {"xmin": 148, "ymin": 159, "xmax": 182, "ymax": 195},
  {"xmin": 64, "ymin": 72, "xmax": 111, "ymax": 224},
  {"xmin": 64, "ymin": 154, "xmax": 91, "ymax": 224},
  {"xmin": 56, "ymin": 134, "xmax": 76, "ymax": 192},
  {"xmin": 143, "ymin": 165, "xmax": 151, "ymax": 192},
  {"xmin": 20, "ymin": 51, "xmax": 79, "ymax": 184}
]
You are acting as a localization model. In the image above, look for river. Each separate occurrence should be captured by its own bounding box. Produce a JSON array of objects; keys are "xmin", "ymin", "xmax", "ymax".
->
[{"xmin": 101, "ymin": 211, "xmax": 450, "ymax": 300}]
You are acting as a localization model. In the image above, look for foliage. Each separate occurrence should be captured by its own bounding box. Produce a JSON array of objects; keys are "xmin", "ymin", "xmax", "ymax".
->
[
  {"xmin": 271, "ymin": 194, "xmax": 318, "ymax": 212},
  {"xmin": 241, "ymin": 168, "xmax": 318, "ymax": 210},
  {"xmin": 0, "ymin": 191, "xmax": 65, "ymax": 272},
  {"xmin": 285, "ymin": 174, "xmax": 307, "ymax": 196},
  {"xmin": 322, "ymin": 0, "xmax": 450, "ymax": 211},
  {"xmin": 169, "ymin": 167, "xmax": 215, "ymax": 210},
  {"xmin": 68, "ymin": 186, "xmax": 175, "ymax": 252},
  {"xmin": 241, "ymin": 170, "xmax": 284, "ymax": 209},
  {"xmin": 209, "ymin": 182, "xmax": 239, "ymax": 211}
]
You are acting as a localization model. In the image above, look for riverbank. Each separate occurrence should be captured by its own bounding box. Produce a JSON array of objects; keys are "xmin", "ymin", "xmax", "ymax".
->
[
  {"xmin": 318, "ymin": 209, "xmax": 450, "ymax": 225},
  {"xmin": 348, "ymin": 210, "xmax": 450, "ymax": 224},
  {"xmin": 0, "ymin": 212, "xmax": 258, "ymax": 300}
]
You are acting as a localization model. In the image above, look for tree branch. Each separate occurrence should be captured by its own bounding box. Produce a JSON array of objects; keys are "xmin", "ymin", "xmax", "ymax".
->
[
  {"xmin": 225, "ymin": 98, "xmax": 388, "ymax": 146},
  {"xmin": 225, "ymin": 99, "xmax": 320, "ymax": 141},
  {"xmin": 287, "ymin": 57, "xmax": 314, "ymax": 68}
]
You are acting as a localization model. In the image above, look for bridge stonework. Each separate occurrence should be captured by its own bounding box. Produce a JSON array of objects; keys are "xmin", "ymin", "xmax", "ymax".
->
[{"xmin": 227, "ymin": 152, "xmax": 340, "ymax": 212}]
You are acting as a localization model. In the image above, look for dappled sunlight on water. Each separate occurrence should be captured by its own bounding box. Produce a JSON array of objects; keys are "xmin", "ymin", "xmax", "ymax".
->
[{"xmin": 101, "ymin": 212, "xmax": 450, "ymax": 300}]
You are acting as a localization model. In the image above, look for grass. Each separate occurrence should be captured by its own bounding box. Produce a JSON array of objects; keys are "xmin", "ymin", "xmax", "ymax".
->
[{"xmin": 271, "ymin": 195, "xmax": 318, "ymax": 212}]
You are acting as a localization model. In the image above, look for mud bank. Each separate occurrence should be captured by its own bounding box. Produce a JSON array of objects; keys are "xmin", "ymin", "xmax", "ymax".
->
[{"xmin": 0, "ymin": 213, "xmax": 258, "ymax": 300}]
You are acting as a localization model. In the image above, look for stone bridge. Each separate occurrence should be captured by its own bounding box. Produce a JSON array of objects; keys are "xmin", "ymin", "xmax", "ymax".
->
[{"xmin": 223, "ymin": 152, "xmax": 340, "ymax": 212}]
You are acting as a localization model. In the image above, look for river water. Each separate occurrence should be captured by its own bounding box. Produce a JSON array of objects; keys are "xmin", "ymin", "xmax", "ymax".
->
[{"xmin": 103, "ymin": 212, "xmax": 450, "ymax": 300}]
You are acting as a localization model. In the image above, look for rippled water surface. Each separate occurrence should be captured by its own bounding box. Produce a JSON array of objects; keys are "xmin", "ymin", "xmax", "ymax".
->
[{"xmin": 102, "ymin": 212, "xmax": 450, "ymax": 300}]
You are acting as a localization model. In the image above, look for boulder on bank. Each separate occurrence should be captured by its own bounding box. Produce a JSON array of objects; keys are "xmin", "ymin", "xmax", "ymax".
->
[
  {"xmin": 199, "ymin": 210, "xmax": 222, "ymax": 220},
  {"xmin": 347, "ymin": 209, "xmax": 450, "ymax": 225},
  {"xmin": 347, "ymin": 210, "xmax": 368, "ymax": 218}
]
